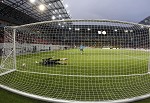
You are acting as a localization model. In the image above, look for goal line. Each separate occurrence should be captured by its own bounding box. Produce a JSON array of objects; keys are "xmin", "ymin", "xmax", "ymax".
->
[{"xmin": 16, "ymin": 70, "xmax": 150, "ymax": 78}]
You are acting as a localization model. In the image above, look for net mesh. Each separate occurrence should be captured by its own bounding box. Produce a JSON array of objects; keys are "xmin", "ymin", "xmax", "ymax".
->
[
  {"xmin": 0, "ymin": 20, "xmax": 150, "ymax": 102},
  {"xmin": 0, "ymin": 27, "xmax": 14, "ymax": 75}
]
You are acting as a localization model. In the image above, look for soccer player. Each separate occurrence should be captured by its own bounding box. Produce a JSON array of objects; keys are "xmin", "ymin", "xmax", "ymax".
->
[
  {"xmin": 41, "ymin": 58, "xmax": 68, "ymax": 65},
  {"xmin": 79, "ymin": 44, "xmax": 84, "ymax": 54}
]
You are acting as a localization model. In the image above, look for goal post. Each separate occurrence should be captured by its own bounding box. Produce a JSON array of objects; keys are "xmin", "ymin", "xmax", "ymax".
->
[
  {"xmin": 13, "ymin": 28, "xmax": 16, "ymax": 70},
  {"xmin": 0, "ymin": 27, "xmax": 16, "ymax": 76},
  {"xmin": 148, "ymin": 28, "xmax": 150, "ymax": 74}
]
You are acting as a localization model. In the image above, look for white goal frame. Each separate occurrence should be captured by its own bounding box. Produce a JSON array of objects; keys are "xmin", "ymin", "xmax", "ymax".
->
[{"xmin": 0, "ymin": 19, "xmax": 150, "ymax": 103}]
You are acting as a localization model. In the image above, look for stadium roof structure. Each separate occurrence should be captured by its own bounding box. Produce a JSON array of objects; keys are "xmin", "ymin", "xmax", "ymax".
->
[
  {"xmin": 139, "ymin": 16, "xmax": 150, "ymax": 25},
  {"xmin": 0, "ymin": 0, "xmax": 71, "ymax": 25}
]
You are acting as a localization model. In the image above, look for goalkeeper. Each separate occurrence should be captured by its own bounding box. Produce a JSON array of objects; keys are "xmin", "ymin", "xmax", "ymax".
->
[{"xmin": 41, "ymin": 58, "xmax": 68, "ymax": 65}]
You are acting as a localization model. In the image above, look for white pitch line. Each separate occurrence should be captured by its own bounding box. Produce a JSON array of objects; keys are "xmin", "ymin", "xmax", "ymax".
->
[{"xmin": 16, "ymin": 70, "xmax": 149, "ymax": 78}]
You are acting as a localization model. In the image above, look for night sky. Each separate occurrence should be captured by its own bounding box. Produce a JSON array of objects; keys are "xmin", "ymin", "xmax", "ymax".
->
[{"xmin": 63, "ymin": 0, "xmax": 150, "ymax": 23}]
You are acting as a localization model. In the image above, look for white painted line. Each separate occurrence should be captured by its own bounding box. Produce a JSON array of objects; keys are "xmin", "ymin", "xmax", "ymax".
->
[{"xmin": 16, "ymin": 70, "xmax": 149, "ymax": 77}]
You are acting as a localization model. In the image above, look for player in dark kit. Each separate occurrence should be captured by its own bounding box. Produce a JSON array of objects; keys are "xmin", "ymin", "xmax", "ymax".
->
[{"xmin": 41, "ymin": 58, "xmax": 68, "ymax": 65}]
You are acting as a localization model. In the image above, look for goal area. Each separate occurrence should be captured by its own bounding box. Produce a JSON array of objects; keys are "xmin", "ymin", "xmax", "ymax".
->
[{"xmin": 0, "ymin": 20, "xmax": 150, "ymax": 103}]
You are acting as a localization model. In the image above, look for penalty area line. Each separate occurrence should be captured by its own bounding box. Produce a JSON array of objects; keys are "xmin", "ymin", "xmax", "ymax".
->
[{"xmin": 16, "ymin": 70, "xmax": 149, "ymax": 77}]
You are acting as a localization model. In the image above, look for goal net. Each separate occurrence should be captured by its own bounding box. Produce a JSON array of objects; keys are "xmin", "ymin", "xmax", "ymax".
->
[{"xmin": 0, "ymin": 20, "xmax": 150, "ymax": 103}]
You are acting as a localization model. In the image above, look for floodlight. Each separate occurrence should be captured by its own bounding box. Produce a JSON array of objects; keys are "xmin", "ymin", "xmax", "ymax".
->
[
  {"xmin": 29, "ymin": 0, "xmax": 35, "ymax": 3},
  {"xmin": 39, "ymin": 4, "xmax": 45, "ymax": 11},
  {"xmin": 52, "ymin": 16, "xmax": 56, "ymax": 20},
  {"xmin": 65, "ymin": 4, "xmax": 68, "ymax": 8},
  {"xmin": 130, "ymin": 30, "xmax": 133, "ymax": 32},
  {"xmin": 124, "ymin": 30, "xmax": 128, "ymax": 33},
  {"xmin": 88, "ymin": 28, "xmax": 91, "ymax": 31},
  {"xmin": 98, "ymin": 31, "xmax": 102, "ymax": 34},
  {"xmin": 102, "ymin": 31, "xmax": 106, "ymax": 35},
  {"xmin": 67, "ymin": 10, "xmax": 70, "ymax": 13},
  {"xmin": 75, "ymin": 28, "xmax": 80, "ymax": 31}
]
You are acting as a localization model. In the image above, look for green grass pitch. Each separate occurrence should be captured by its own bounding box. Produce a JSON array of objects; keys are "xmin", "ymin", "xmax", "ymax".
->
[{"xmin": 0, "ymin": 48, "xmax": 150, "ymax": 101}]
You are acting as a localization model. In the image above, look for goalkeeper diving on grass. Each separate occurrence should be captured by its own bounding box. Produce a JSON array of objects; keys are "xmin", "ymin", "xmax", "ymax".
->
[{"xmin": 40, "ymin": 57, "xmax": 68, "ymax": 66}]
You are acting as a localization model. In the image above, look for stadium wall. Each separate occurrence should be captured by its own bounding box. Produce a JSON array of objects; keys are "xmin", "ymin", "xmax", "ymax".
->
[{"xmin": 0, "ymin": 43, "xmax": 70, "ymax": 55}]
